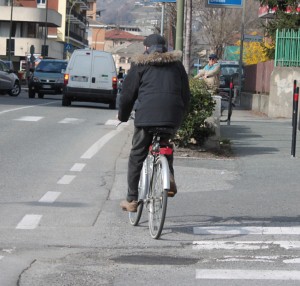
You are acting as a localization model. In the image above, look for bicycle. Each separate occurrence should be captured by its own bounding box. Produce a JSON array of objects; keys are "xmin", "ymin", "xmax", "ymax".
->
[{"xmin": 128, "ymin": 127, "xmax": 174, "ymax": 239}]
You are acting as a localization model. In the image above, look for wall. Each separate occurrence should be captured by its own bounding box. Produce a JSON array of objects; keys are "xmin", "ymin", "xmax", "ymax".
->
[
  {"xmin": 244, "ymin": 60, "xmax": 274, "ymax": 94},
  {"xmin": 241, "ymin": 67, "xmax": 300, "ymax": 119}
]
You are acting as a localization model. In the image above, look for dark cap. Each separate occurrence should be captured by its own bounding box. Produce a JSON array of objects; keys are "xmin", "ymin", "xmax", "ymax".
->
[
  {"xmin": 209, "ymin": 54, "xmax": 218, "ymax": 59},
  {"xmin": 143, "ymin": 34, "xmax": 166, "ymax": 47}
]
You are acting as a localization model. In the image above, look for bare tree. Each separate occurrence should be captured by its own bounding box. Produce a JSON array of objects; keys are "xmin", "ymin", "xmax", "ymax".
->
[{"xmin": 192, "ymin": 0, "xmax": 261, "ymax": 58}]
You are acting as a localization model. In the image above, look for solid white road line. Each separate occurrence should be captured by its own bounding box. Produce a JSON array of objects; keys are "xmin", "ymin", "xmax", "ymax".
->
[
  {"xmin": 70, "ymin": 163, "xmax": 86, "ymax": 172},
  {"xmin": 195, "ymin": 269, "xmax": 300, "ymax": 280},
  {"xmin": 81, "ymin": 128, "xmax": 123, "ymax": 159},
  {"xmin": 193, "ymin": 240, "xmax": 300, "ymax": 250},
  {"xmin": 16, "ymin": 215, "xmax": 42, "ymax": 230},
  {"xmin": 193, "ymin": 226, "xmax": 300, "ymax": 235},
  {"xmin": 39, "ymin": 191, "xmax": 61, "ymax": 203},
  {"xmin": 14, "ymin": 116, "xmax": 44, "ymax": 122},
  {"xmin": 0, "ymin": 102, "xmax": 56, "ymax": 115},
  {"xmin": 57, "ymin": 175, "xmax": 76, "ymax": 184}
]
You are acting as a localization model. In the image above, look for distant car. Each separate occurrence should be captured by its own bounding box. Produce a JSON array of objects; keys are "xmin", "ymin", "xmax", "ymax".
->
[
  {"xmin": 28, "ymin": 59, "xmax": 68, "ymax": 98},
  {"xmin": 0, "ymin": 59, "xmax": 21, "ymax": 96},
  {"xmin": 219, "ymin": 61, "xmax": 244, "ymax": 90}
]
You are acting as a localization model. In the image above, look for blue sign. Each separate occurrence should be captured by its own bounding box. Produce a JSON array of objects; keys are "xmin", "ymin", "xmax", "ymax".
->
[
  {"xmin": 64, "ymin": 43, "xmax": 73, "ymax": 52},
  {"xmin": 151, "ymin": 0, "xmax": 176, "ymax": 2},
  {"xmin": 206, "ymin": 0, "xmax": 243, "ymax": 8}
]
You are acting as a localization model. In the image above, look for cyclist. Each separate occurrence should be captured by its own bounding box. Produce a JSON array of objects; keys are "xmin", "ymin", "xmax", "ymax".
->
[
  {"xmin": 194, "ymin": 53, "xmax": 220, "ymax": 95},
  {"xmin": 118, "ymin": 34, "xmax": 190, "ymax": 212}
]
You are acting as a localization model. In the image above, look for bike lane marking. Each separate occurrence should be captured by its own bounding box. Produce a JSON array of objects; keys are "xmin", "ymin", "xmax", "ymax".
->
[{"xmin": 80, "ymin": 126, "xmax": 124, "ymax": 159}]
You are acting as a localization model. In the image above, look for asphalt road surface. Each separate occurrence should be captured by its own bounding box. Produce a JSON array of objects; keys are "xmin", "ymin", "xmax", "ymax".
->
[{"xmin": 1, "ymin": 90, "xmax": 300, "ymax": 285}]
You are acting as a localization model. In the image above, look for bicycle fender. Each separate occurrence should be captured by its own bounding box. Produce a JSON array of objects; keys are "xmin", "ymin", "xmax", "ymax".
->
[{"xmin": 158, "ymin": 155, "xmax": 170, "ymax": 190}]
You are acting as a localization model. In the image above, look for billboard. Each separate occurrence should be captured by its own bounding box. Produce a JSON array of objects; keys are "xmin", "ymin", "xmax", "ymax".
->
[{"xmin": 206, "ymin": 0, "xmax": 243, "ymax": 8}]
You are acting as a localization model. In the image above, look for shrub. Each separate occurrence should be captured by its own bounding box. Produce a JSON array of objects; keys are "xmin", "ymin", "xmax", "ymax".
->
[{"xmin": 174, "ymin": 78, "xmax": 216, "ymax": 147}]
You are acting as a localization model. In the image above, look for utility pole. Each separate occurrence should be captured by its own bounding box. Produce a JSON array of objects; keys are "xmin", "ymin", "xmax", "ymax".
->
[
  {"xmin": 175, "ymin": 0, "xmax": 184, "ymax": 52},
  {"xmin": 8, "ymin": 0, "xmax": 14, "ymax": 62}
]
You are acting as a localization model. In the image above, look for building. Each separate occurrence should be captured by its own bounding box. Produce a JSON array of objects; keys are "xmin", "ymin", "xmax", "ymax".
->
[{"xmin": 0, "ymin": 0, "xmax": 96, "ymax": 71}]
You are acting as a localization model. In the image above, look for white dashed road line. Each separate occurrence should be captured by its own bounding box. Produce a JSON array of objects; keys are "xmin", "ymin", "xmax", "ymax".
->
[
  {"xmin": 14, "ymin": 116, "xmax": 44, "ymax": 122},
  {"xmin": 195, "ymin": 269, "xmax": 300, "ymax": 280},
  {"xmin": 0, "ymin": 256, "xmax": 3, "ymax": 261},
  {"xmin": 39, "ymin": 191, "xmax": 61, "ymax": 203},
  {"xmin": 58, "ymin": 118, "xmax": 85, "ymax": 124},
  {"xmin": 57, "ymin": 175, "xmax": 76, "ymax": 185},
  {"xmin": 70, "ymin": 163, "xmax": 86, "ymax": 172},
  {"xmin": 16, "ymin": 215, "xmax": 42, "ymax": 230}
]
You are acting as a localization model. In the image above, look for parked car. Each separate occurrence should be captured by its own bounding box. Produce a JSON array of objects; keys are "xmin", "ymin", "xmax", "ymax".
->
[
  {"xmin": 219, "ymin": 60, "xmax": 244, "ymax": 90},
  {"xmin": 28, "ymin": 59, "xmax": 68, "ymax": 98},
  {"xmin": 63, "ymin": 49, "xmax": 118, "ymax": 109},
  {"xmin": 0, "ymin": 59, "xmax": 21, "ymax": 96}
]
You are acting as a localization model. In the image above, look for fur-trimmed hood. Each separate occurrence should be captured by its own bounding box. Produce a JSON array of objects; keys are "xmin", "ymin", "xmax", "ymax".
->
[{"xmin": 131, "ymin": 50, "xmax": 182, "ymax": 66}]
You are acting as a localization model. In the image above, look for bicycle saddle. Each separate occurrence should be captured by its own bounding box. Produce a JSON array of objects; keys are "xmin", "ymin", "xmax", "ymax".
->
[{"xmin": 148, "ymin": 127, "xmax": 175, "ymax": 135}]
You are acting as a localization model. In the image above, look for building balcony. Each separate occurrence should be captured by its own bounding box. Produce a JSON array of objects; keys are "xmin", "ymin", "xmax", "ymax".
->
[
  {"xmin": 0, "ymin": 6, "xmax": 62, "ymax": 27},
  {"xmin": 66, "ymin": 8, "xmax": 88, "ymax": 29}
]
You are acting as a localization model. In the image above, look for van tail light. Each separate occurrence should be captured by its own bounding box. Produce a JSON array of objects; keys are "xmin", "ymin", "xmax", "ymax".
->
[
  {"xmin": 64, "ymin": 73, "xmax": 69, "ymax": 85},
  {"xmin": 112, "ymin": 76, "xmax": 118, "ymax": 89}
]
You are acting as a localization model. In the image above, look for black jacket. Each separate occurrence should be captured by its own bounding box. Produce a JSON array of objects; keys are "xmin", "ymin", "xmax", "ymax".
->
[{"xmin": 118, "ymin": 50, "xmax": 190, "ymax": 129}]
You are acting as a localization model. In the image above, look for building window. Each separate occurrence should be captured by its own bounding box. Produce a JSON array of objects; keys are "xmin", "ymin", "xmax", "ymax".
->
[
  {"xmin": 128, "ymin": 58, "xmax": 132, "ymax": 63},
  {"xmin": 119, "ymin": 57, "xmax": 126, "ymax": 63}
]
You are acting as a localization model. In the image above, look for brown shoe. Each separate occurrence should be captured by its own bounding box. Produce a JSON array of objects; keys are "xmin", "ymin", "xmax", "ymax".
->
[
  {"xmin": 168, "ymin": 174, "xmax": 177, "ymax": 197},
  {"xmin": 120, "ymin": 200, "xmax": 138, "ymax": 212}
]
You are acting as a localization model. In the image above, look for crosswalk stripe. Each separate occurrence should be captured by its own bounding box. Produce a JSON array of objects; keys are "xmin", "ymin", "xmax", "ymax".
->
[
  {"xmin": 195, "ymin": 269, "xmax": 300, "ymax": 280},
  {"xmin": 192, "ymin": 240, "xmax": 300, "ymax": 250},
  {"xmin": 193, "ymin": 226, "xmax": 300, "ymax": 235}
]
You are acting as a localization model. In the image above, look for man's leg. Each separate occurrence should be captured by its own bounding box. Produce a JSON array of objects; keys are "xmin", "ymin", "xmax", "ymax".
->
[{"xmin": 126, "ymin": 127, "xmax": 152, "ymax": 202}]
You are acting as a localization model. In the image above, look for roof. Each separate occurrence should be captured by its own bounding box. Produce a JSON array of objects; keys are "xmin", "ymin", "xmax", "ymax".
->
[
  {"xmin": 105, "ymin": 29, "xmax": 145, "ymax": 41},
  {"xmin": 108, "ymin": 42, "xmax": 145, "ymax": 56}
]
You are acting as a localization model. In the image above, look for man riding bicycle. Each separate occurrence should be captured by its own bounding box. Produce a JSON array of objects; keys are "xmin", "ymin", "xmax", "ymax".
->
[{"xmin": 118, "ymin": 34, "xmax": 190, "ymax": 212}]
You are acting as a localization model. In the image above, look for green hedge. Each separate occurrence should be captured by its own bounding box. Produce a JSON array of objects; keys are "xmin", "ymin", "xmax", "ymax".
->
[{"xmin": 174, "ymin": 78, "xmax": 216, "ymax": 147}]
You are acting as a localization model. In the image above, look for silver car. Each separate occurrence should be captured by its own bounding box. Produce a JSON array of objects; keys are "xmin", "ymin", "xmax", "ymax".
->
[{"xmin": 0, "ymin": 59, "xmax": 21, "ymax": 96}]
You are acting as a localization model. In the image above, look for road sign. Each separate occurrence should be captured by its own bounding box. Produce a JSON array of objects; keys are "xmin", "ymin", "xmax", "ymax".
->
[
  {"xmin": 64, "ymin": 43, "xmax": 73, "ymax": 52},
  {"xmin": 243, "ymin": 34, "xmax": 263, "ymax": 42},
  {"xmin": 206, "ymin": 0, "xmax": 243, "ymax": 8}
]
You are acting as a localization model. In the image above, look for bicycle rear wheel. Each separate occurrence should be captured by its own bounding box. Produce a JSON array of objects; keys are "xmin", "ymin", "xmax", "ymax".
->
[{"xmin": 148, "ymin": 157, "xmax": 168, "ymax": 239}]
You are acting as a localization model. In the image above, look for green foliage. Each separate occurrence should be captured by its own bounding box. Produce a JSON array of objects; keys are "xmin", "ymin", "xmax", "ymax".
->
[
  {"xmin": 258, "ymin": 1, "xmax": 300, "ymax": 59},
  {"xmin": 174, "ymin": 78, "xmax": 216, "ymax": 147}
]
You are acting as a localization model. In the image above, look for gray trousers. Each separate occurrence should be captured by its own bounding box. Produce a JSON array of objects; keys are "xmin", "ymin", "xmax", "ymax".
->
[{"xmin": 127, "ymin": 127, "xmax": 174, "ymax": 202}]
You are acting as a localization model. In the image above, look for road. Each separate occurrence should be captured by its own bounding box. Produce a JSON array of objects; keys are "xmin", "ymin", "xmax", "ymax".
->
[{"xmin": 1, "ymin": 89, "xmax": 300, "ymax": 285}]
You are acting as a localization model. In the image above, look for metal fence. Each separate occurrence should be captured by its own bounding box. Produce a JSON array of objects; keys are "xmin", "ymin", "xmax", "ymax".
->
[{"xmin": 275, "ymin": 29, "xmax": 300, "ymax": 67}]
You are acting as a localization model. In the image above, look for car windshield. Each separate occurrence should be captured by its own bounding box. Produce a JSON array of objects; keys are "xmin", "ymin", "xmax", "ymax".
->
[
  {"xmin": 36, "ymin": 61, "xmax": 67, "ymax": 73},
  {"xmin": 221, "ymin": 65, "xmax": 239, "ymax": 76}
]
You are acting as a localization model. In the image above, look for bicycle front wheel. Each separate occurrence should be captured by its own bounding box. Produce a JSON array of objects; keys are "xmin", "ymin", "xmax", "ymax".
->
[
  {"xmin": 148, "ymin": 157, "xmax": 168, "ymax": 239},
  {"xmin": 129, "ymin": 158, "xmax": 149, "ymax": 226}
]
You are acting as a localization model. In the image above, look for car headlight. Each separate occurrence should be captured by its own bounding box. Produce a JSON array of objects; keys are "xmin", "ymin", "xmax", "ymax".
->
[{"xmin": 33, "ymin": 77, "xmax": 40, "ymax": 82}]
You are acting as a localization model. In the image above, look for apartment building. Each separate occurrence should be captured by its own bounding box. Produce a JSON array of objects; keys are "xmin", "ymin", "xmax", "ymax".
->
[{"xmin": 0, "ymin": 0, "xmax": 96, "ymax": 71}]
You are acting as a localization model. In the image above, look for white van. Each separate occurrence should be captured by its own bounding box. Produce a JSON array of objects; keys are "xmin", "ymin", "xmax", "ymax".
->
[{"xmin": 63, "ymin": 49, "xmax": 118, "ymax": 109}]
